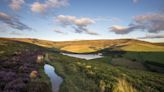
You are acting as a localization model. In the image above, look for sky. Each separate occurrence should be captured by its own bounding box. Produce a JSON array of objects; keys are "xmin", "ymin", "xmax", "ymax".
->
[{"xmin": 0, "ymin": 0, "xmax": 164, "ymax": 42}]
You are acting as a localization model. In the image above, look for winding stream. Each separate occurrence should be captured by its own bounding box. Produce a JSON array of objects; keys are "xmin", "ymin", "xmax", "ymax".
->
[
  {"xmin": 61, "ymin": 53, "xmax": 103, "ymax": 60},
  {"xmin": 44, "ymin": 53, "xmax": 103, "ymax": 92},
  {"xmin": 44, "ymin": 64, "xmax": 63, "ymax": 92}
]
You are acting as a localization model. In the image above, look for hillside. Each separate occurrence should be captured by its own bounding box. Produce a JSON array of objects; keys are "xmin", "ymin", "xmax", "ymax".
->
[
  {"xmin": 2, "ymin": 38, "xmax": 164, "ymax": 53},
  {"xmin": 156, "ymin": 43, "xmax": 164, "ymax": 46},
  {"xmin": 0, "ymin": 38, "xmax": 51, "ymax": 92}
]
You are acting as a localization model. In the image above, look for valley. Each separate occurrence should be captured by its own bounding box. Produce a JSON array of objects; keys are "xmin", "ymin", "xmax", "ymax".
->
[
  {"xmin": 0, "ymin": 38, "xmax": 164, "ymax": 92},
  {"xmin": 1, "ymin": 0, "xmax": 164, "ymax": 92}
]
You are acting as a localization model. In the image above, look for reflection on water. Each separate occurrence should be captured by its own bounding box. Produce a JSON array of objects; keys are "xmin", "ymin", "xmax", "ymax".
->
[
  {"xmin": 62, "ymin": 53, "xmax": 103, "ymax": 60},
  {"xmin": 44, "ymin": 64, "xmax": 63, "ymax": 92}
]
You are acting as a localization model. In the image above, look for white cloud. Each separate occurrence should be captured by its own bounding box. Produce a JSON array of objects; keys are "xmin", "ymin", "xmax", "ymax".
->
[
  {"xmin": 31, "ymin": 0, "xmax": 68, "ymax": 13},
  {"xmin": 9, "ymin": 0, "xmax": 25, "ymax": 11},
  {"xmin": 74, "ymin": 18, "xmax": 95, "ymax": 26},
  {"xmin": 110, "ymin": 25, "xmax": 130, "ymax": 34},
  {"xmin": 31, "ymin": 2, "xmax": 46, "ymax": 13},
  {"xmin": 55, "ymin": 15, "xmax": 98, "ymax": 35},
  {"xmin": 56, "ymin": 15, "xmax": 95, "ymax": 26},
  {"xmin": 55, "ymin": 15, "xmax": 76, "ymax": 26}
]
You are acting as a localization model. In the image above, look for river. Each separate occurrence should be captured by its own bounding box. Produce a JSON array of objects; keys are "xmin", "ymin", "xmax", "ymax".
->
[{"xmin": 44, "ymin": 64, "xmax": 63, "ymax": 92}]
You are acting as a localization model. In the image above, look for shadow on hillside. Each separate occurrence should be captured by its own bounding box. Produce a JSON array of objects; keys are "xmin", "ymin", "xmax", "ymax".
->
[{"xmin": 98, "ymin": 49, "xmax": 164, "ymax": 73}]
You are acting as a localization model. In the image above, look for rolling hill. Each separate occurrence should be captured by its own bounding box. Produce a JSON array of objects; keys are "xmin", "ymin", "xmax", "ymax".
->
[{"xmin": 2, "ymin": 38, "xmax": 164, "ymax": 53}]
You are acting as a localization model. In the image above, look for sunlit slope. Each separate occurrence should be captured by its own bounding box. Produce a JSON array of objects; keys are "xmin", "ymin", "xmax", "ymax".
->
[
  {"xmin": 2, "ymin": 38, "xmax": 164, "ymax": 53},
  {"xmin": 60, "ymin": 44, "xmax": 96, "ymax": 53},
  {"xmin": 111, "ymin": 40, "xmax": 164, "ymax": 52},
  {"xmin": 10, "ymin": 38, "xmax": 60, "ymax": 48},
  {"xmin": 55, "ymin": 39, "xmax": 164, "ymax": 53}
]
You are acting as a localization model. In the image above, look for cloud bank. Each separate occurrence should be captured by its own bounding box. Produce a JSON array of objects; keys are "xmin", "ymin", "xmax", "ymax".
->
[
  {"xmin": 31, "ymin": 0, "xmax": 68, "ymax": 13},
  {"xmin": 55, "ymin": 15, "xmax": 98, "ymax": 35},
  {"xmin": 0, "ymin": 12, "xmax": 32, "ymax": 31},
  {"xmin": 110, "ymin": 12, "xmax": 164, "ymax": 34}
]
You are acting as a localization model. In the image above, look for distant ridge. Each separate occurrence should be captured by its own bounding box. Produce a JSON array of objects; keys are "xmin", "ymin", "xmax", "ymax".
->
[{"xmin": 1, "ymin": 37, "xmax": 164, "ymax": 53}]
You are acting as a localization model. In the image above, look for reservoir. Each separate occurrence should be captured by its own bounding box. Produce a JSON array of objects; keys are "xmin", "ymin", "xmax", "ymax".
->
[{"xmin": 61, "ymin": 53, "xmax": 103, "ymax": 60}]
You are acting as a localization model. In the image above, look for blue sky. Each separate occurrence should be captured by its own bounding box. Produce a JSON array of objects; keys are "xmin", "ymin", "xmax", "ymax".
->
[{"xmin": 0, "ymin": 0, "xmax": 164, "ymax": 42}]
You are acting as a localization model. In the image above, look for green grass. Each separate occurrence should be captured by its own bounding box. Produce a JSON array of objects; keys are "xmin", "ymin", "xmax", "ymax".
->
[
  {"xmin": 123, "ymin": 52, "xmax": 164, "ymax": 65},
  {"xmin": 47, "ymin": 53, "xmax": 164, "ymax": 92},
  {"xmin": 48, "ymin": 53, "xmax": 99, "ymax": 92},
  {"xmin": 0, "ymin": 39, "xmax": 41, "ymax": 59},
  {"xmin": 38, "ymin": 65, "xmax": 51, "ymax": 85},
  {"xmin": 110, "ymin": 58, "xmax": 147, "ymax": 71}
]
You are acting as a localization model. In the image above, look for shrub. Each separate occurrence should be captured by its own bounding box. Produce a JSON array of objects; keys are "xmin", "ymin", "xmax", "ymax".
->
[
  {"xmin": 30, "ymin": 71, "xmax": 38, "ymax": 79},
  {"xmin": 85, "ymin": 65, "xmax": 92, "ymax": 69},
  {"xmin": 99, "ymin": 80, "xmax": 106, "ymax": 92},
  {"xmin": 112, "ymin": 79, "xmax": 137, "ymax": 92}
]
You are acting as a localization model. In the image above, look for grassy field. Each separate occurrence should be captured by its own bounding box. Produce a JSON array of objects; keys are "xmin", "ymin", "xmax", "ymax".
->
[
  {"xmin": 123, "ymin": 52, "xmax": 164, "ymax": 65},
  {"xmin": 47, "ymin": 53, "xmax": 164, "ymax": 92}
]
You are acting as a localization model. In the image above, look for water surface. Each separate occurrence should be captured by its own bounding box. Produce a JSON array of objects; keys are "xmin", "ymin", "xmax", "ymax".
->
[
  {"xmin": 44, "ymin": 64, "xmax": 63, "ymax": 92},
  {"xmin": 61, "ymin": 53, "xmax": 103, "ymax": 60}
]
